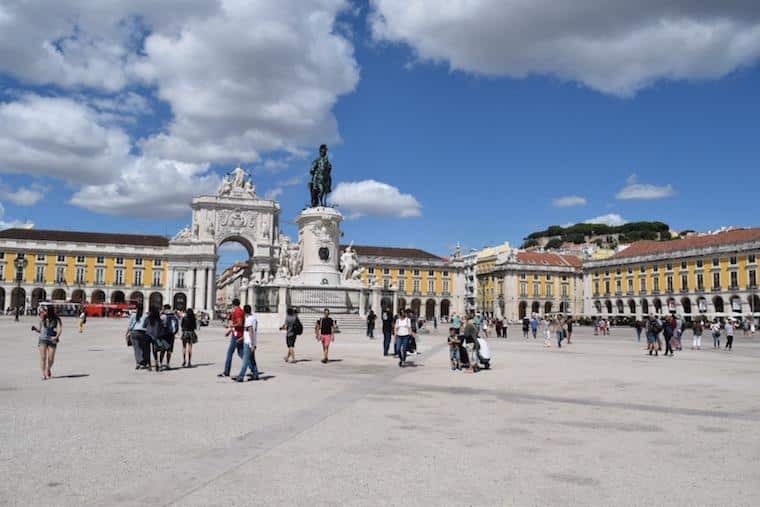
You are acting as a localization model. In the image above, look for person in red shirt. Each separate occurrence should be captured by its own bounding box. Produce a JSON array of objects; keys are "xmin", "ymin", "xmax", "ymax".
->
[{"xmin": 218, "ymin": 298, "xmax": 245, "ymax": 377}]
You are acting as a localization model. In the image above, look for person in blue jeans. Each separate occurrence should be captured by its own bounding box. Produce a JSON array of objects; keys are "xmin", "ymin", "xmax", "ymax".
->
[
  {"xmin": 219, "ymin": 298, "xmax": 244, "ymax": 377},
  {"xmin": 234, "ymin": 305, "xmax": 259, "ymax": 382},
  {"xmin": 394, "ymin": 309, "xmax": 415, "ymax": 367},
  {"xmin": 382, "ymin": 309, "xmax": 394, "ymax": 356}
]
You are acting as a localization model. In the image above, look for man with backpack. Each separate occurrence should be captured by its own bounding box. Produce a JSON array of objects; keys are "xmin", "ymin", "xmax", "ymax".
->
[
  {"xmin": 159, "ymin": 305, "xmax": 180, "ymax": 370},
  {"xmin": 280, "ymin": 308, "xmax": 303, "ymax": 363}
]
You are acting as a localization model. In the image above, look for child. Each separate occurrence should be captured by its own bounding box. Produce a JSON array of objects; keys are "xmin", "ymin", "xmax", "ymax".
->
[{"xmin": 447, "ymin": 327, "xmax": 461, "ymax": 371}]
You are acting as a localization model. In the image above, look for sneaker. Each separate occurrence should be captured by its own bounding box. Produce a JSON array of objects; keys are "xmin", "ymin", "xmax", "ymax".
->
[{"xmin": 217, "ymin": 373, "xmax": 229, "ymax": 378}]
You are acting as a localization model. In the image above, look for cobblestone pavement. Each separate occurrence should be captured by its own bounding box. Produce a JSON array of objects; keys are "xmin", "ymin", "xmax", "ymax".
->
[{"xmin": 1, "ymin": 317, "xmax": 759, "ymax": 506}]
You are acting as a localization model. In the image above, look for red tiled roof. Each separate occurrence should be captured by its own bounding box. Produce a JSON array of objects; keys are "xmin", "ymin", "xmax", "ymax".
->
[
  {"xmin": 344, "ymin": 244, "xmax": 443, "ymax": 261},
  {"xmin": 516, "ymin": 251, "xmax": 582, "ymax": 268},
  {"xmin": 0, "ymin": 228, "xmax": 169, "ymax": 247},
  {"xmin": 612, "ymin": 228, "xmax": 760, "ymax": 259}
]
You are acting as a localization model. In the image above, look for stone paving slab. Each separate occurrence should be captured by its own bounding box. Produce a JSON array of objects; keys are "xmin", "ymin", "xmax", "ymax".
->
[{"xmin": 1, "ymin": 316, "xmax": 758, "ymax": 506}]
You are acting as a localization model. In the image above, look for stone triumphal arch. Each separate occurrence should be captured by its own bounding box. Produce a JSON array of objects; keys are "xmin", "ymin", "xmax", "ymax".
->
[{"xmin": 165, "ymin": 166, "xmax": 280, "ymax": 312}]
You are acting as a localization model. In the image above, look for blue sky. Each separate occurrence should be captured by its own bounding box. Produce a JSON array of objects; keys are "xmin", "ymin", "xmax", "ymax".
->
[{"xmin": 1, "ymin": 1, "xmax": 759, "ymax": 270}]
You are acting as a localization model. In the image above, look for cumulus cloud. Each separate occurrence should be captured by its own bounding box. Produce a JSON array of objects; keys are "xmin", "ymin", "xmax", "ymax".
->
[
  {"xmin": 370, "ymin": 0, "xmax": 760, "ymax": 96},
  {"xmin": 0, "ymin": 94, "xmax": 131, "ymax": 184},
  {"xmin": 616, "ymin": 174, "xmax": 675, "ymax": 200},
  {"xmin": 0, "ymin": 180, "xmax": 48, "ymax": 206},
  {"xmin": 0, "ymin": 202, "xmax": 34, "ymax": 229},
  {"xmin": 69, "ymin": 158, "xmax": 219, "ymax": 218},
  {"xmin": 585, "ymin": 213, "xmax": 628, "ymax": 227},
  {"xmin": 329, "ymin": 179, "xmax": 422, "ymax": 219},
  {"xmin": 552, "ymin": 195, "xmax": 587, "ymax": 207},
  {"xmin": 0, "ymin": 1, "xmax": 360, "ymax": 218}
]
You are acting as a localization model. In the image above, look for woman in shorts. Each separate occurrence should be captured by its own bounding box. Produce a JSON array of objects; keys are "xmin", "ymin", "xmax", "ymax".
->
[
  {"xmin": 316, "ymin": 309, "xmax": 335, "ymax": 364},
  {"xmin": 181, "ymin": 308, "xmax": 198, "ymax": 368},
  {"xmin": 32, "ymin": 306, "xmax": 62, "ymax": 380}
]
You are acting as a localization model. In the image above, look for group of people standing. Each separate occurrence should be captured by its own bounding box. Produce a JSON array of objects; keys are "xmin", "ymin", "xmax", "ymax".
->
[
  {"xmin": 640, "ymin": 315, "xmax": 740, "ymax": 356},
  {"xmin": 127, "ymin": 304, "xmax": 198, "ymax": 371},
  {"xmin": 521, "ymin": 314, "xmax": 574, "ymax": 348}
]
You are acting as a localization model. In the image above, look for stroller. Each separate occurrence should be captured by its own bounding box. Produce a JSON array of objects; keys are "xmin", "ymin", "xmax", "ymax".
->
[{"xmin": 476, "ymin": 337, "xmax": 491, "ymax": 369}]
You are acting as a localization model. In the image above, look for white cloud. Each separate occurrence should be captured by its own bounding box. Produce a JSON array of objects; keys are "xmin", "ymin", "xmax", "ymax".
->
[
  {"xmin": 0, "ymin": 180, "xmax": 47, "ymax": 206},
  {"xmin": 0, "ymin": 202, "xmax": 34, "ymax": 229},
  {"xmin": 0, "ymin": 94, "xmax": 132, "ymax": 184},
  {"xmin": 0, "ymin": 1, "xmax": 360, "ymax": 218},
  {"xmin": 370, "ymin": 1, "xmax": 760, "ymax": 97},
  {"xmin": 69, "ymin": 158, "xmax": 220, "ymax": 218},
  {"xmin": 584, "ymin": 213, "xmax": 628, "ymax": 227},
  {"xmin": 616, "ymin": 174, "xmax": 675, "ymax": 200},
  {"xmin": 552, "ymin": 195, "xmax": 587, "ymax": 207},
  {"xmin": 264, "ymin": 188, "xmax": 284, "ymax": 200},
  {"xmin": 329, "ymin": 179, "xmax": 422, "ymax": 219}
]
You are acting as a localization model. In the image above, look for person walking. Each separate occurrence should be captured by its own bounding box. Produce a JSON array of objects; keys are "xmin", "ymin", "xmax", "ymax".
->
[
  {"xmin": 725, "ymin": 319, "xmax": 735, "ymax": 351},
  {"xmin": 634, "ymin": 320, "xmax": 643, "ymax": 342},
  {"xmin": 522, "ymin": 317, "xmax": 530, "ymax": 339},
  {"xmin": 78, "ymin": 309, "xmax": 87, "ymax": 333},
  {"xmin": 531, "ymin": 315, "xmax": 539, "ymax": 339},
  {"xmin": 219, "ymin": 298, "xmax": 244, "ymax": 378},
  {"xmin": 32, "ymin": 306, "xmax": 62, "ymax": 380},
  {"xmin": 543, "ymin": 316, "xmax": 553, "ymax": 348},
  {"xmin": 381, "ymin": 308, "xmax": 394, "ymax": 356},
  {"xmin": 394, "ymin": 309, "xmax": 415, "ymax": 367},
  {"xmin": 280, "ymin": 308, "xmax": 301, "ymax": 363},
  {"xmin": 316, "ymin": 308, "xmax": 335, "ymax": 364},
  {"xmin": 143, "ymin": 306, "xmax": 166, "ymax": 372},
  {"xmin": 556, "ymin": 315, "xmax": 566, "ymax": 348},
  {"xmin": 646, "ymin": 316, "xmax": 660, "ymax": 357},
  {"xmin": 127, "ymin": 303, "xmax": 150, "ymax": 370},
  {"xmin": 366, "ymin": 309, "xmax": 376, "ymax": 339},
  {"xmin": 692, "ymin": 319, "xmax": 703, "ymax": 350},
  {"xmin": 481, "ymin": 317, "xmax": 490, "ymax": 338},
  {"xmin": 181, "ymin": 308, "xmax": 198, "ymax": 368},
  {"xmin": 663, "ymin": 317, "xmax": 675, "ymax": 357},
  {"xmin": 495, "ymin": 318, "xmax": 503, "ymax": 339},
  {"xmin": 159, "ymin": 305, "xmax": 179, "ymax": 370},
  {"xmin": 566, "ymin": 317, "xmax": 574, "ymax": 344},
  {"xmin": 233, "ymin": 305, "xmax": 259, "ymax": 382},
  {"xmin": 711, "ymin": 320, "xmax": 721, "ymax": 349}
]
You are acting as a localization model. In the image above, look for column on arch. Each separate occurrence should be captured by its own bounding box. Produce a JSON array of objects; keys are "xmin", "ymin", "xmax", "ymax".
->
[
  {"xmin": 206, "ymin": 268, "xmax": 215, "ymax": 313},
  {"xmin": 189, "ymin": 268, "xmax": 197, "ymax": 309}
]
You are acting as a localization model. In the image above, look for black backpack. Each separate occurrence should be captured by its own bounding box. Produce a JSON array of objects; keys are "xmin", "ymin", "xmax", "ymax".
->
[{"xmin": 293, "ymin": 317, "xmax": 304, "ymax": 336}]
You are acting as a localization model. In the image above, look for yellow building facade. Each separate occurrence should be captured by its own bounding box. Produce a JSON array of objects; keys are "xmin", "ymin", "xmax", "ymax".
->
[
  {"xmin": 584, "ymin": 228, "xmax": 760, "ymax": 319},
  {"xmin": 352, "ymin": 245, "xmax": 464, "ymax": 319},
  {"xmin": 0, "ymin": 229, "xmax": 195, "ymax": 312}
]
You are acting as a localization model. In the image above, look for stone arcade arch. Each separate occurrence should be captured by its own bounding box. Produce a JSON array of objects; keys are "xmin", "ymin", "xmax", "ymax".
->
[
  {"xmin": 544, "ymin": 301, "xmax": 553, "ymax": 314},
  {"xmin": 398, "ymin": 298, "xmax": 407, "ymax": 312},
  {"xmin": 149, "ymin": 292, "xmax": 163, "ymax": 309},
  {"xmin": 51, "ymin": 288, "xmax": 66, "ymax": 301},
  {"xmin": 411, "ymin": 299, "xmax": 421, "ymax": 317},
  {"xmin": 71, "ymin": 289, "xmax": 86, "ymax": 304},
  {"xmin": 616, "ymin": 299, "xmax": 624, "ymax": 314},
  {"xmin": 31, "ymin": 288, "xmax": 46, "ymax": 308},
  {"xmin": 91, "ymin": 290, "xmax": 106, "ymax": 304},
  {"xmin": 628, "ymin": 299, "xmax": 636, "ymax": 315},
  {"xmin": 440, "ymin": 299, "xmax": 451, "ymax": 318},
  {"xmin": 425, "ymin": 299, "xmax": 436, "ymax": 320},
  {"xmin": 129, "ymin": 291, "xmax": 144, "ymax": 306},
  {"xmin": 11, "ymin": 287, "xmax": 25, "ymax": 309},
  {"xmin": 604, "ymin": 300, "xmax": 612, "ymax": 314},
  {"xmin": 111, "ymin": 291, "xmax": 125, "ymax": 304},
  {"xmin": 531, "ymin": 301, "xmax": 540, "ymax": 315},
  {"xmin": 681, "ymin": 297, "xmax": 692, "ymax": 315},
  {"xmin": 641, "ymin": 299, "xmax": 649, "ymax": 315},
  {"xmin": 518, "ymin": 301, "xmax": 527, "ymax": 320},
  {"xmin": 173, "ymin": 292, "xmax": 188, "ymax": 311},
  {"xmin": 749, "ymin": 295, "xmax": 760, "ymax": 315},
  {"xmin": 712, "ymin": 296, "xmax": 724, "ymax": 314}
]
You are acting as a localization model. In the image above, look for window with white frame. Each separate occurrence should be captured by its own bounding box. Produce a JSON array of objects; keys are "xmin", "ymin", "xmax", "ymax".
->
[
  {"xmin": 428, "ymin": 279, "xmax": 435, "ymax": 293},
  {"xmin": 95, "ymin": 268, "xmax": 105, "ymax": 284},
  {"xmin": 135, "ymin": 258, "xmax": 143, "ymax": 266},
  {"xmin": 154, "ymin": 259, "xmax": 163, "ymax": 267},
  {"xmin": 134, "ymin": 270, "xmax": 143, "ymax": 286},
  {"xmin": 176, "ymin": 271, "xmax": 186, "ymax": 288},
  {"xmin": 75, "ymin": 267, "xmax": 86, "ymax": 284},
  {"xmin": 443, "ymin": 279, "xmax": 449, "ymax": 293},
  {"xmin": 57, "ymin": 255, "xmax": 65, "ymax": 263},
  {"xmin": 76, "ymin": 255, "xmax": 85, "ymax": 263},
  {"xmin": 56, "ymin": 266, "xmax": 66, "ymax": 283},
  {"xmin": 413, "ymin": 279, "xmax": 420, "ymax": 293},
  {"xmin": 37, "ymin": 254, "xmax": 46, "ymax": 262},
  {"xmin": 114, "ymin": 269, "xmax": 124, "ymax": 285},
  {"xmin": 35, "ymin": 265, "xmax": 45, "ymax": 283},
  {"xmin": 96, "ymin": 256, "xmax": 105, "ymax": 264},
  {"xmin": 152, "ymin": 270, "xmax": 162, "ymax": 287},
  {"xmin": 115, "ymin": 257, "xmax": 124, "ymax": 265}
]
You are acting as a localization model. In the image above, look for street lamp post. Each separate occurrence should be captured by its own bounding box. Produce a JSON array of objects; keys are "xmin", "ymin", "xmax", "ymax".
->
[{"xmin": 14, "ymin": 256, "xmax": 28, "ymax": 322}]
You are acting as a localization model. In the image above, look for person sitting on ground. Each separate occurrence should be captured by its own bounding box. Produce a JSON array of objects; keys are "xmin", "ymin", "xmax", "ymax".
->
[{"xmin": 447, "ymin": 327, "xmax": 461, "ymax": 371}]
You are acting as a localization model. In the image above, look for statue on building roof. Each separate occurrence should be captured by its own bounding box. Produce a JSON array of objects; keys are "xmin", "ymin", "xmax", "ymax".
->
[{"xmin": 218, "ymin": 165, "xmax": 256, "ymax": 197}]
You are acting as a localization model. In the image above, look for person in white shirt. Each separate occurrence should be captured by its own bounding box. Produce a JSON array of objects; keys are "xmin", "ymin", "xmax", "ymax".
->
[
  {"xmin": 710, "ymin": 320, "xmax": 721, "ymax": 349},
  {"xmin": 233, "ymin": 305, "xmax": 259, "ymax": 382},
  {"xmin": 394, "ymin": 309, "xmax": 416, "ymax": 367},
  {"xmin": 724, "ymin": 320, "xmax": 735, "ymax": 351}
]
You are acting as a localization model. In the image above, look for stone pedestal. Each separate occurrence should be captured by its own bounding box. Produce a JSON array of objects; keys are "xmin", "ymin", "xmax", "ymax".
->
[{"xmin": 295, "ymin": 207, "xmax": 343, "ymax": 286}]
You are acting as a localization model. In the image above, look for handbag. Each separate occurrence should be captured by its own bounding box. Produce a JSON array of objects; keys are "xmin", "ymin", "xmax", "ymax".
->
[{"xmin": 125, "ymin": 332, "xmax": 133, "ymax": 347}]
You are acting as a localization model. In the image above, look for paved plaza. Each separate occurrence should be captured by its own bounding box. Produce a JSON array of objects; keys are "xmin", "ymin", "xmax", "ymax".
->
[{"xmin": 1, "ymin": 317, "xmax": 759, "ymax": 506}]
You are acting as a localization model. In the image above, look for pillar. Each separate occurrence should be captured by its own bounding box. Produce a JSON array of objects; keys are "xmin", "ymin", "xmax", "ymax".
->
[
  {"xmin": 200, "ymin": 268, "xmax": 208, "ymax": 311},
  {"xmin": 206, "ymin": 268, "xmax": 215, "ymax": 313},
  {"xmin": 189, "ymin": 268, "xmax": 196, "ymax": 309}
]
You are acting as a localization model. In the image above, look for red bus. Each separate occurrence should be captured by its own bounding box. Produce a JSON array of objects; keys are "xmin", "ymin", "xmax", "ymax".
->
[{"xmin": 83, "ymin": 300, "xmax": 137, "ymax": 318}]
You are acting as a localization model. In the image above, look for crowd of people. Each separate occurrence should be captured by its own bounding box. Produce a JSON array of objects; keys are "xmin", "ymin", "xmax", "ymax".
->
[
  {"xmin": 638, "ymin": 315, "xmax": 747, "ymax": 356},
  {"xmin": 24, "ymin": 297, "xmax": 758, "ymax": 382}
]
